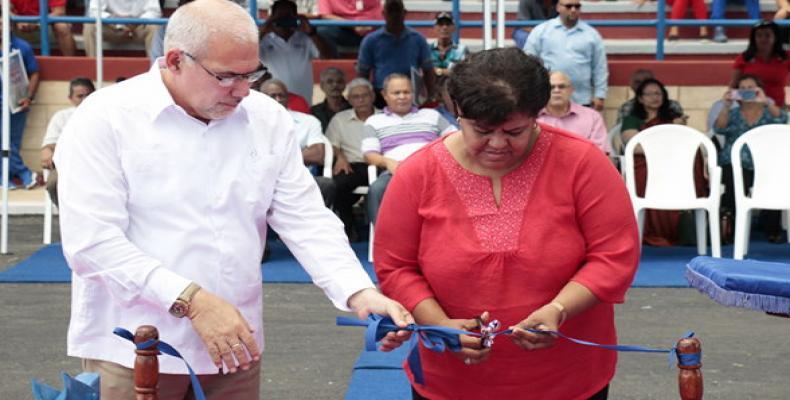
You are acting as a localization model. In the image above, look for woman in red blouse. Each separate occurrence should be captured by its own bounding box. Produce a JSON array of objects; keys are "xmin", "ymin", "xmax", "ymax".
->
[
  {"xmin": 374, "ymin": 47, "xmax": 640, "ymax": 400},
  {"xmin": 732, "ymin": 20, "xmax": 790, "ymax": 107}
]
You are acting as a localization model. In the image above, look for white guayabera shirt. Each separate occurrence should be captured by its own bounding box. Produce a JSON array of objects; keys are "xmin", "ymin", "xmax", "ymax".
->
[{"xmin": 54, "ymin": 62, "xmax": 374, "ymax": 374}]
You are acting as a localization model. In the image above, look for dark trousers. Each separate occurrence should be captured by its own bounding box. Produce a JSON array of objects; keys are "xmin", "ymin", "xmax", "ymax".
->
[
  {"xmin": 333, "ymin": 162, "xmax": 369, "ymax": 235},
  {"xmin": 412, "ymin": 384, "xmax": 609, "ymax": 400},
  {"xmin": 315, "ymin": 26, "xmax": 363, "ymax": 58},
  {"xmin": 721, "ymin": 164, "xmax": 782, "ymax": 237},
  {"xmin": 2, "ymin": 110, "xmax": 32, "ymax": 178}
]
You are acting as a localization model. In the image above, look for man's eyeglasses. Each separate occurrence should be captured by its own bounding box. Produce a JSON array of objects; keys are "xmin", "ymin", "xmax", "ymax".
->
[
  {"xmin": 550, "ymin": 84, "xmax": 570, "ymax": 90},
  {"xmin": 182, "ymin": 51, "xmax": 268, "ymax": 87},
  {"xmin": 561, "ymin": 3, "xmax": 582, "ymax": 9}
]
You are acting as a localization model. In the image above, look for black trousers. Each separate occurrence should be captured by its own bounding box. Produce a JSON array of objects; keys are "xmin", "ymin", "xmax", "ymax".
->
[
  {"xmin": 412, "ymin": 384, "xmax": 609, "ymax": 400},
  {"xmin": 333, "ymin": 162, "xmax": 369, "ymax": 235}
]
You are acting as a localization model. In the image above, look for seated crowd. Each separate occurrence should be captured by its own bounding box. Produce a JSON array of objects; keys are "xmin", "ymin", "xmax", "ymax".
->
[{"xmin": 15, "ymin": 0, "xmax": 790, "ymax": 248}]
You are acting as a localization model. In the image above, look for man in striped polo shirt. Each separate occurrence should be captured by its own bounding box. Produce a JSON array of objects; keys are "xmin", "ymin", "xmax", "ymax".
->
[{"xmin": 362, "ymin": 73, "xmax": 457, "ymax": 224}]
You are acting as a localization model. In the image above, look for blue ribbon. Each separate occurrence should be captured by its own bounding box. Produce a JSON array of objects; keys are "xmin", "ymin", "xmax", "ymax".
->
[
  {"xmin": 337, "ymin": 315, "xmax": 700, "ymax": 385},
  {"xmin": 113, "ymin": 327, "xmax": 206, "ymax": 400}
]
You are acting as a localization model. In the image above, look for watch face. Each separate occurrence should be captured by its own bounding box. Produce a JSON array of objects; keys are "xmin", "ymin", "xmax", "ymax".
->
[{"xmin": 170, "ymin": 301, "xmax": 188, "ymax": 318}]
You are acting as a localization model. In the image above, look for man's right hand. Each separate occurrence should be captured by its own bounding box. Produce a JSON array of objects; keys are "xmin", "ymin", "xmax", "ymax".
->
[
  {"xmin": 187, "ymin": 289, "xmax": 260, "ymax": 374},
  {"xmin": 41, "ymin": 147, "xmax": 54, "ymax": 169},
  {"xmin": 384, "ymin": 159, "xmax": 399, "ymax": 174},
  {"xmin": 333, "ymin": 157, "xmax": 353, "ymax": 176}
]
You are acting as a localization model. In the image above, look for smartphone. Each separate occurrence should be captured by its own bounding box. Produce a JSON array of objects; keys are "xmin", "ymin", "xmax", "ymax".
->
[
  {"xmin": 738, "ymin": 89, "xmax": 757, "ymax": 101},
  {"xmin": 275, "ymin": 17, "xmax": 300, "ymax": 28}
]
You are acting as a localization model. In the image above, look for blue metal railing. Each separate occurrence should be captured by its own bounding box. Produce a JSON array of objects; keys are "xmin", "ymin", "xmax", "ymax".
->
[{"xmin": 11, "ymin": 0, "xmax": 790, "ymax": 60}]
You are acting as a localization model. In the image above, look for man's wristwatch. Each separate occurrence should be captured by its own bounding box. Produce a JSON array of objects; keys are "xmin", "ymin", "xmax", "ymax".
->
[{"xmin": 169, "ymin": 282, "xmax": 202, "ymax": 318}]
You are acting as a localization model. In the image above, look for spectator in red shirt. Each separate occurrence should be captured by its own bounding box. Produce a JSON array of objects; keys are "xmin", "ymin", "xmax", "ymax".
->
[
  {"xmin": 11, "ymin": 0, "xmax": 76, "ymax": 56},
  {"xmin": 316, "ymin": 0, "xmax": 382, "ymax": 58},
  {"xmin": 731, "ymin": 20, "xmax": 790, "ymax": 107}
]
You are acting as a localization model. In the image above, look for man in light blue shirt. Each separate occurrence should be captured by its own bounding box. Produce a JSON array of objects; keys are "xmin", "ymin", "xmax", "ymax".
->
[{"xmin": 523, "ymin": 0, "xmax": 608, "ymax": 111}]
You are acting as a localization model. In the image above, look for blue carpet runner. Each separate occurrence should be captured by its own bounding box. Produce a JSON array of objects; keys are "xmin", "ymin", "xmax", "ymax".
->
[{"xmin": 1, "ymin": 240, "xmax": 788, "ymax": 286}]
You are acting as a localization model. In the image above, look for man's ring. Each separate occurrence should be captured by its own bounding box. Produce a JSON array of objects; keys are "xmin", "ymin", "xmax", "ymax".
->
[
  {"xmin": 464, "ymin": 358, "xmax": 472, "ymax": 365},
  {"xmin": 231, "ymin": 343, "xmax": 242, "ymax": 349}
]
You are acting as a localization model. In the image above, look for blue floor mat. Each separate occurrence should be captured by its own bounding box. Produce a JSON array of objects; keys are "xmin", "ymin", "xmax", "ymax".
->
[{"xmin": 1, "ymin": 239, "xmax": 788, "ymax": 286}]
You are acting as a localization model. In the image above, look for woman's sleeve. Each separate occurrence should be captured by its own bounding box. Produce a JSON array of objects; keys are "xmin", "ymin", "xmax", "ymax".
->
[
  {"xmin": 570, "ymin": 146, "xmax": 640, "ymax": 303},
  {"xmin": 732, "ymin": 53, "xmax": 745, "ymax": 70},
  {"xmin": 374, "ymin": 157, "xmax": 435, "ymax": 311}
]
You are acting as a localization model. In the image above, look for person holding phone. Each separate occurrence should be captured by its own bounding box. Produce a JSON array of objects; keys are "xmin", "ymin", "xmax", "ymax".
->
[
  {"xmin": 715, "ymin": 74, "xmax": 788, "ymax": 243},
  {"xmin": 621, "ymin": 78, "xmax": 704, "ymax": 247},
  {"xmin": 260, "ymin": 0, "xmax": 331, "ymax": 105}
]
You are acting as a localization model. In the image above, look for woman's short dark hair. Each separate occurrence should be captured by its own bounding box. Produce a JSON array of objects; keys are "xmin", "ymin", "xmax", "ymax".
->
[
  {"xmin": 742, "ymin": 20, "xmax": 786, "ymax": 62},
  {"xmin": 448, "ymin": 47, "xmax": 549, "ymax": 127},
  {"xmin": 631, "ymin": 78, "xmax": 680, "ymax": 122},
  {"xmin": 735, "ymin": 73, "xmax": 765, "ymax": 89}
]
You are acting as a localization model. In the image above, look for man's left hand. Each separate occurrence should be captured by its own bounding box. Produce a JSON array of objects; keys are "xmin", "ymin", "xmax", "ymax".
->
[
  {"xmin": 298, "ymin": 15, "xmax": 315, "ymax": 35},
  {"xmin": 17, "ymin": 97, "xmax": 32, "ymax": 111},
  {"xmin": 592, "ymin": 98, "xmax": 605, "ymax": 111},
  {"xmin": 348, "ymin": 288, "xmax": 414, "ymax": 351}
]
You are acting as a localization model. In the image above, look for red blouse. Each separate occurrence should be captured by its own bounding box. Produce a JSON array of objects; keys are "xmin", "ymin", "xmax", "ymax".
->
[
  {"xmin": 733, "ymin": 52, "xmax": 790, "ymax": 107},
  {"xmin": 375, "ymin": 124, "xmax": 640, "ymax": 400}
]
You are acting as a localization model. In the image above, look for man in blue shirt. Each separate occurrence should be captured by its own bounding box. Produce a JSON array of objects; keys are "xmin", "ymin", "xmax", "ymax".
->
[
  {"xmin": 356, "ymin": 0, "xmax": 435, "ymax": 108},
  {"xmin": 523, "ymin": 0, "xmax": 608, "ymax": 111},
  {"xmin": 2, "ymin": 32, "xmax": 40, "ymax": 189}
]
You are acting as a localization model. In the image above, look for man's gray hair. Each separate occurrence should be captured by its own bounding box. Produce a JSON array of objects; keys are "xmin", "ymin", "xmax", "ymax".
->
[
  {"xmin": 382, "ymin": 73, "xmax": 410, "ymax": 92},
  {"xmin": 319, "ymin": 67, "xmax": 345, "ymax": 83},
  {"xmin": 164, "ymin": 0, "xmax": 258, "ymax": 58},
  {"xmin": 346, "ymin": 77, "xmax": 373, "ymax": 94},
  {"xmin": 261, "ymin": 78, "xmax": 288, "ymax": 92}
]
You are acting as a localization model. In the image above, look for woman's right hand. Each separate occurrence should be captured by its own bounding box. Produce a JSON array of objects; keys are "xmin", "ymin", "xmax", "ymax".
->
[{"xmin": 437, "ymin": 311, "xmax": 492, "ymax": 366}]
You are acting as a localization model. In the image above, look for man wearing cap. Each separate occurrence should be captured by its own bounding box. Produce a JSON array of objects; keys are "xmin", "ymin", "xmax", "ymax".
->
[{"xmin": 430, "ymin": 12, "xmax": 469, "ymax": 77}]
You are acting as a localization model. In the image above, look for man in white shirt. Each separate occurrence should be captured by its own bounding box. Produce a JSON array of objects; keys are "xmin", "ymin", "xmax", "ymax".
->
[
  {"xmin": 259, "ymin": 0, "xmax": 329, "ymax": 104},
  {"xmin": 55, "ymin": 0, "xmax": 412, "ymax": 398},
  {"xmin": 40, "ymin": 77, "xmax": 95, "ymax": 206},
  {"xmin": 325, "ymin": 77, "xmax": 379, "ymax": 241},
  {"xmin": 83, "ymin": 0, "xmax": 162, "ymax": 58},
  {"xmin": 259, "ymin": 78, "xmax": 336, "ymax": 207}
]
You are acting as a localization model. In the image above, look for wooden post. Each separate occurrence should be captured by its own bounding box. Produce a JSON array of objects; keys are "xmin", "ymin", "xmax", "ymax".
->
[
  {"xmin": 133, "ymin": 325, "xmax": 159, "ymax": 400},
  {"xmin": 677, "ymin": 336, "xmax": 703, "ymax": 400}
]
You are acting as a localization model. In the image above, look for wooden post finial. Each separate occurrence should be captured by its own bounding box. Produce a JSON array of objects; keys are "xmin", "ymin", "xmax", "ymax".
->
[
  {"xmin": 677, "ymin": 336, "xmax": 703, "ymax": 400},
  {"xmin": 133, "ymin": 325, "xmax": 160, "ymax": 400}
]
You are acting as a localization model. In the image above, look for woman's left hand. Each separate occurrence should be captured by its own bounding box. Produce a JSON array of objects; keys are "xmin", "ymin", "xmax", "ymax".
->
[
  {"xmin": 508, "ymin": 303, "xmax": 564, "ymax": 351},
  {"xmin": 755, "ymin": 87, "xmax": 769, "ymax": 104}
]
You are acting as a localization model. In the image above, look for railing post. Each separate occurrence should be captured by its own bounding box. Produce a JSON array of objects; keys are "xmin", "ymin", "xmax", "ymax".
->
[
  {"xmin": 452, "ymin": 0, "xmax": 460, "ymax": 44},
  {"xmin": 656, "ymin": 0, "xmax": 666, "ymax": 60},
  {"xmin": 249, "ymin": 0, "xmax": 258, "ymax": 25},
  {"xmin": 677, "ymin": 336, "xmax": 703, "ymax": 400},
  {"xmin": 1, "ymin": 0, "xmax": 10, "ymax": 254},
  {"xmin": 482, "ymin": 0, "xmax": 492, "ymax": 50},
  {"xmin": 96, "ymin": 0, "xmax": 103, "ymax": 88},
  {"xmin": 495, "ymin": 0, "xmax": 505, "ymax": 48},
  {"xmin": 39, "ymin": 0, "xmax": 49, "ymax": 55}
]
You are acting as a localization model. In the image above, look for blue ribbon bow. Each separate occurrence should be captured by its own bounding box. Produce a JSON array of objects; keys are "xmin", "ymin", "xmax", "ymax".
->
[
  {"xmin": 337, "ymin": 315, "xmax": 700, "ymax": 386},
  {"xmin": 113, "ymin": 327, "xmax": 206, "ymax": 400}
]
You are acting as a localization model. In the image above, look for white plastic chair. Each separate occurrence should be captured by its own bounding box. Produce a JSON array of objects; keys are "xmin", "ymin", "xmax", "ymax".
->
[
  {"xmin": 607, "ymin": 122, "xmax": 625, "ymax": 178},
  {"xmin": 623, "ymin": 124, "xmax": 722, "ymax": 257},
  {"xmin": 731, "ymin": 124, "xmax": 790, "ymax": 260},
  {"xmin": 360, "ymin": 165, "xmax": 376, "ymax": 262},
  {"xmin": 320, "ymin": 135, "xmax": 333, "ymax": 178}
]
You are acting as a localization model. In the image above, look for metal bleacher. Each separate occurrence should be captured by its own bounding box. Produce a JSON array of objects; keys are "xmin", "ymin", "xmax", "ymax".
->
[{"xmin": 12, "ymin": 0, "xmax": 788, "ymax": 59}]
